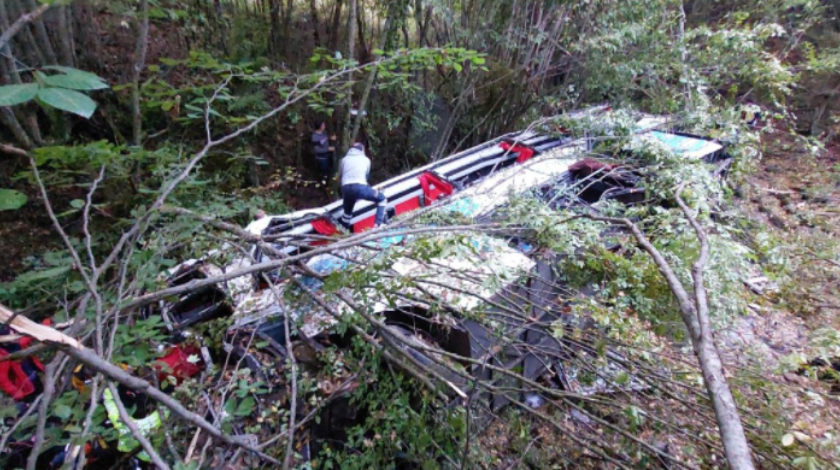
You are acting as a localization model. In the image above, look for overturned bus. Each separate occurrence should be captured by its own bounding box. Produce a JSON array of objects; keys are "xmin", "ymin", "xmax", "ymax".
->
[{"xmin": 144, "ymin": 108, "xmax": 730, "ymax": 458}]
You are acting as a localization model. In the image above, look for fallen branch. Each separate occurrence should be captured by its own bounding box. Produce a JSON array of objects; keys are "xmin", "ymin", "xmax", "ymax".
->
[{"xmin": 585, "ymin": 182, "xmax": 757, "ymax": 470}]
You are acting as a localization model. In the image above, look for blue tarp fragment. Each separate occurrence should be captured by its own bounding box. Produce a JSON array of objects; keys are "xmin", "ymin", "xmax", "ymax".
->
[
  {"xmin": 443, "ymin": 197, "xmax": 481, "ymax": 217},
  {"xmin": 649, "ymin": 131, "xmax": 716, "ymax": 155}
]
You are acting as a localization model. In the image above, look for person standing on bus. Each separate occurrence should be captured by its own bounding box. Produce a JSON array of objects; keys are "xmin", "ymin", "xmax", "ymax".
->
[{"xmin": 339, "ymin": 142, "xmax": 386, "ymax": 231}]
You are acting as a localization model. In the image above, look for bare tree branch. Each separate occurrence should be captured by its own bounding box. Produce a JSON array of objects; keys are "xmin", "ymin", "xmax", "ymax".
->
[
  {"xmin": 585, "ymin": 184, "xmax": 757, "ymax": 470},
  {"xmin": 0, "ymin": 142, "xmax": 29, "ymax": 157},
  {"xmin": 0, "ymin": 2, "xmax": 51, "ymax": 52}
]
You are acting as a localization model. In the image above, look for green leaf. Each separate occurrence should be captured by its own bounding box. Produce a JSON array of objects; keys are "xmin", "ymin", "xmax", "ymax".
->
[
  {"xmin": 42, "ymin": 73, "xmax": 108, "ymax": 91},
  {"xmin": 70, "ymin": 199, "xmax": 85, "ymax": 209},
  {"xmin": 0, "ymin": 189, "xmax": 27, "ymax": 211},
  {"xmin": 37, "ymin": 88, "xmax": 98, "ymax": 119},
  {"xmin": 53, "ymin": 404, "xmax": 73, "ymax": 420},
  {"xmin": 224, "ymin": 398, "xmax": 237, "ymax": 417},
  {"xmin": 41, "ymin": 66, "xmax": 106, "ymax": 85},
  {"xmin": 0, "ymin": 84, "xmax": 39, "ymax": 106},
  {"xmin": 452, "ymin": 62, "xmax": 463, "ymax": 73},
  {"xmin": 235, "ymin": 396, "xmax": 255, "ymax": 416},
  {"xmin": 16, "ymin": 266, "xmax": 71, "ymax": 283},
  {"xmin": 594, "ymin": 338, "xmax": 608, "ymax": 357},
  {"xmin": 615, "ymin": 371, "xmax": 630, "ymax": 385}
]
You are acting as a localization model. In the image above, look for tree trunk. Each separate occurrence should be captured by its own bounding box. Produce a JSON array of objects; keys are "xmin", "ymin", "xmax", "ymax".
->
[
  {"xmin": 432, "ymin": 81, "xmax": 471, "ymax": 160},
  {"xmin": 268, "ymin": 0, "xmax": 282, "ymax": 58},
  {"xmin": 0, "ymin": 2, "xmax": 23, "ymax": 85},
  {"xmin": 348, "ymin": 9, "xmax": 395, "ymax": 147},
  {"xmin": 131, "ymin": 0, "xmax": 150, "ymax": 147},
  {"xmin": 5, "ymin": 0, "xmax": 44, "ymax": 66},
  {"xmin": 696, "ymin": 337, "xmax": 756, "ymax": 470},
  {"xmin": 21, "ymin": 0, "xmax": 58, "ymax": 65},
  {"xmin": 21, "ymin": 25, "xmax": 46, "ymax": 65},
  {"xmin": 55, "ymin": 5, "xmax": 75, "ymax": 66},
  {"xmin": 328, "ymin": 0, "xmax": 343, "ymax": 51},
  {"xmin": 346, "ymin": 0, "xmax": 356, "ymax": 61},
  {"xmin": 284, "ymin": 0, "xmax": 294, "ymax": 57},
  {"xmin": 212, "ymin": 0, "xmax": 228, "ymax": 54},
  {"xmin": 72, "ymin": 1, "xmax": 103, "ymax": 72},
  {"xmin": 0, "ymin": 1, "xmax": 34, "ymax": 147},
  {"xmin": 308, "ymin": 0, "xmax": 322, "ymax": 48},
  {"xmin": 356, "ymin": 0, "xmax": 368, "ymax": 63},
  {"xmin": 0, "ymin": 108, "xmax": 33, "ymax": 149},
  {"xmin": 336, "ymin": 0, "xmax": 358, "ymax": 171}
]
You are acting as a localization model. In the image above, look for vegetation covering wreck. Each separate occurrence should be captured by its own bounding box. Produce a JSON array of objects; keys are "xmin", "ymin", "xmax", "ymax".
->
[{"xmin": 135, "ymin": 108, "xmax": 737, "ymax": 466}]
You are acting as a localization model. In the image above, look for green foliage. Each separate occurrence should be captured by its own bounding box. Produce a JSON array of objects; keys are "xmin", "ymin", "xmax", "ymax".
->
[
  {"xmin": 0, "ymin": 84, "xmax": 39, "ymax": 106},
  {"xmin": 112, "ymin": 316, "xmax": 170, "ymax": 367},
  {"xmin": 0, "ymin": 189, "xmax": 27, "ymax": 211},
  {"xmin": 317, "ymin": 339, "xmax": 465, "ymax": 470},
  {"xmin": 1, "ymin": 0, "xmax": 833, "ymax": 466},
  {"xmin": 0, "ymin": 67, "xmax": 107, "ymax": 118},
  {"xmin": 39, "ymin": 66, "xmax": 110, "ymax": 91},
  {"xmin": 35, "ymin": 87, "xmax": 98, "ymax": 119},
  {"xmin": 571, "ymin": 0, "xmax": 800, "ymax": 111}
]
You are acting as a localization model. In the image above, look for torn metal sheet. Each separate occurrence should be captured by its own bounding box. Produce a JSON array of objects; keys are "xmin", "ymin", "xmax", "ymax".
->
[{"xmin": 439, "ymin": 143, "xmax": 581, "ymax": 219}]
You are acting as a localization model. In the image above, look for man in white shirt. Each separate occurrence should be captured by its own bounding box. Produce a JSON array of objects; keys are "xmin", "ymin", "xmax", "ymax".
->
[{"xmin": 339, "ymin": 142, "xmax": 387, "ymax": 231}]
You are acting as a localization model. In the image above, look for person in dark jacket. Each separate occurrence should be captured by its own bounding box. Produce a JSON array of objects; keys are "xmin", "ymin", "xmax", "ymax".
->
[
  {"xmin": 339, "ymin": 142, "xmax": 387, "ymax": 231},
  {"xmin": 310, "ymin": 121, "xmax": 336, "ymax": 183}
]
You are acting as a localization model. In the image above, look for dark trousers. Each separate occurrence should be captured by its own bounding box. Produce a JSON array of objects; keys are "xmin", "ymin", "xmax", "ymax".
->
[
  {"xmin": 341, "ymin": 183, "xmax": 387, "ymax": 227},
  {"xmin": 315, "ymin": 153, "xmax": 333, "ymax": 181}
]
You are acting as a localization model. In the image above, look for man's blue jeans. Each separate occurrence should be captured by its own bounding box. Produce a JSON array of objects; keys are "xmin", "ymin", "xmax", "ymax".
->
[
  {"xmin": 314, "ymin": 154, "xmax": 333, "ymax": 181},
  {"xmin": 341, "ymin": 183, "xmax": 387, "ymax": 228}
]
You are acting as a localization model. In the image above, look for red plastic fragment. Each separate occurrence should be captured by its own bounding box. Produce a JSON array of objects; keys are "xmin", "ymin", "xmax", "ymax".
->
[
  {"xmin": 418, "ymin": 172, "xmax": 454, "ymax": 204},
  {"xmin": 154, "ymin": 345, "xmax": 203, "ymax": 385},
  {"xmin": 499, "ymin": 141, "xmax": 536, "ymax": 163},
  {"xmin": 0, "ymin": 349, "xmax": 36, "ymax": 400},
  {"xmin": 311, "ymin": 217, "xmax": 338, "ymax": 236}
]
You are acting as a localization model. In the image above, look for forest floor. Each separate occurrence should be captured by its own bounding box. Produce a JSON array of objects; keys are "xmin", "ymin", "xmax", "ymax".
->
[
  {"xmin": 717, "ymin": 128, "xmax": 840, "ymax": 466},
  {"xmin": 733, "ymin": 126, "xmax": 840, "ymax": 341},
  {"xmin": 0, "ymin": 162, "xmax": 61, "ymax": 283}
]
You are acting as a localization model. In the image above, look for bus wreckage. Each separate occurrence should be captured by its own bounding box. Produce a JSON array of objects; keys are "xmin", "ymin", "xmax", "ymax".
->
[
  {"xmin": 143, "ymin": 108, "xmax": 731, "ymax": 455},
  {"xmin": 1, "ymin": 107, "xmax": 733, "ymax": 467}
]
